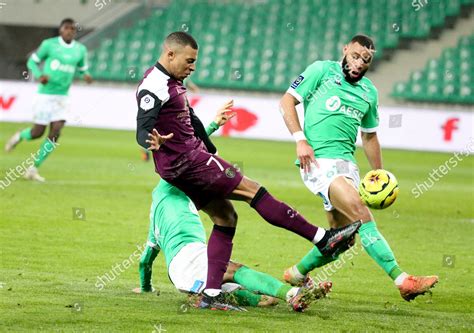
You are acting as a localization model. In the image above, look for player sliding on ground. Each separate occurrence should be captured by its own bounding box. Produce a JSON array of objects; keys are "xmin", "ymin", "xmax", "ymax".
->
[
  {"xmin": 132, "ymin": 105, "xmax": 332, "ymax": 312},
  {"xmin": 136, "ymin": 31, "xmax": 360, "ymax": 311},
  {"xmin": 4, "ymin": 18, "xmax": 92, "ymax": 182},
  {"xmin": 279, "ymin": 35, "xmax": 438, "ymax": 301}
]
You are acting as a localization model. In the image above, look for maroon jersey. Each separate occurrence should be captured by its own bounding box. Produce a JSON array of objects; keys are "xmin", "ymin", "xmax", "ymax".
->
[{"xmin": 136, "ymin": 63, "xmax": 205, "ymax": 179}]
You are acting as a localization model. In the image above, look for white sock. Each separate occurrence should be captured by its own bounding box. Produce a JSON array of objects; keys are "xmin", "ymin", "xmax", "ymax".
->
[
  {"xmin": 394, "ymin": 272, "xmax": 409, "ymax": 286},
  {"xmin": 312, "ymin": 228, "xmax": 326, "ymax": 244},
  {"xmin": 292, "ymin": 265, "xmax": 306, "ymax": 280},
  {"xmin": 286, "ymin": 287, "xmax": 300, "ymax": 301},
  {"xmin": 203, "ymin": 288, "xmax": 221, "ymax": 297}
]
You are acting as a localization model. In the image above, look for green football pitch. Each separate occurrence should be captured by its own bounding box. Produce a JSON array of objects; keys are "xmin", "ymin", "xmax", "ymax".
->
[{"xmin": 1, "ymin": 122, "xmax": 473, "ymax": 332}]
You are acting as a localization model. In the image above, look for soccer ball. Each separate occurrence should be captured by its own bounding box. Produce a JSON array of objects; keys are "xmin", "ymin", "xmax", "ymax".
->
[{"xmin": 359, "ymin": 169, "xmax": 399, "ymax": 209}]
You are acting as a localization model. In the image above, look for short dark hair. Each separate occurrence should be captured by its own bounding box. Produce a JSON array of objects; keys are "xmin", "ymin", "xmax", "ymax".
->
[
  {"xmin": 165, "ymin": 31, "xmax": 198, "ymax": 49},
  {"xmin": 350, "ymin": 34, "xmax": 375, "ymax": 50},
  {"xmin": 60, "ymin": 18, "xmax": 75, "ymax": 28}
]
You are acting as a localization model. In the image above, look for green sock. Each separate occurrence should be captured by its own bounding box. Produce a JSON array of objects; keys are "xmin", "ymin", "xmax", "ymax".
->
[
  {"xmin": 19, "ymin": 128, "xmax": 33, "ymax": 141},
  {"xmin": 296, "ymin": 246, "xmax": 338, "ymax": 275},
  {"xmin": 34, "ymin": 139, "xmax": 57, "ymax": 168},
  {"xmin": 233, "ymin": 265, "xmax": 290, "ymax": 300},
  {"xmin": 276, "ymin": 284, "xmax": 292, "ymax": 300},
  {"xmin": 232, "ymin": 289, "xmax": 262, "ymax": 307},
  {"xmin": 139, "ymin": 246, "xmax": 159, "ymax": 291},
  {"xmin": 359, "ymin": 221, "xmax": 403, "ymax": 280}
]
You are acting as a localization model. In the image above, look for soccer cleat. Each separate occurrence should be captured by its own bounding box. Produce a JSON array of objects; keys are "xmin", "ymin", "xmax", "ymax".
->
[
  {"xmin": 283, "ymin": 266, "xmax": 306, "ymax": 287},
  {"xmin": 283, "ymin": 266, "xmax": 333, "ymax": 293},
  {"xmin": 302, "ymin": 276, "xmax": 332, "ymax": 298},
  {"xmin": 398, "ymin": 275, "xmax": 439, "ymax": 301},
  {"xmin": 312, "ymin": 280, "xmax": 333, "ymax": 297},
  {"xmin": 5, "ymin": 131, "xmax": 21, "ymax": 152},
  {"xmin": 317, "ymin": 221, "xmax": 361, "ymax": 258},
  {"xmin": 288, "ymin": 280, "xmax": 332, "ymax": 312},
  {"xmin": 194, "ymin": 292, "xmax": 247, "ymax": 311},
  {"xmin": 23, "ymin": 166, "xmax": 45, "ymax": 182}
]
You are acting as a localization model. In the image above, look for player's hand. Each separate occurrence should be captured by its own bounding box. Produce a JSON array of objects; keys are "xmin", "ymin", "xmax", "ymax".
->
[
  {"xmin": 84, "ymin": 74, "xmax": 93, "ymax": 84},
  {"xmin": 214, "ymin": 99, "xmax": 236, "ymax": 126},
  {"xmin": 132, "ymin": 287, "xmax": 155, "ymax": 294},
  {"xmin": 146, "ymin": 128, "xmax": 173, "ymax": 151},
  {"xmin": 39, "ymin": 75, "xmax": 49, "ymax": 84},
  {"xmin": 297, "ymin": 140, "xmax": 316, "ymax": 173}
]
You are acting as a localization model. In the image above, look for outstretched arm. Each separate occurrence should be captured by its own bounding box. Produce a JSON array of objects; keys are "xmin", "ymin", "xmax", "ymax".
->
[
  {"xmin": 133, "ymin": 244, "xmax": 160, "ymax": 293},
  {"xmin": 361, "ymin": 132, "xmax": 383, "ymax": 169},
  {"xmin": 148, "ymin": 100, "xmax": 236, "ymax": 149}
]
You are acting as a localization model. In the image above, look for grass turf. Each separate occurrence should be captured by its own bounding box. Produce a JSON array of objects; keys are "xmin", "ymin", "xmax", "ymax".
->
[{"xmin": 0, "ymin": 122, "xmax": 473, "ymax": 332}]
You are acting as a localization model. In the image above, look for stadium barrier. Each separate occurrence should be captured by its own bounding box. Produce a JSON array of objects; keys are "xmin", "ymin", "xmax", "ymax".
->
[{"xmin": 1, "ymin": 80, "xmax": 472, "ymax": 154}]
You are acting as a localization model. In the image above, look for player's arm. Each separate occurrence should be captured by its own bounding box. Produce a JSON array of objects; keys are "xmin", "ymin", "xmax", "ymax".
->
[
  {"xmin": 190, "ymin": 107, "xmax": 217, "ymax": 154},
  {"xmin": 27, "ymin": 40, "xmax": 49, "ymax": 84},
  {"xmin": 280, "ymin": 62, "xmax": 325, "ymax": 172},
  {"xmin": 133, "ymin": 243, "xmax": 160, "ymax": 293},
  {"xmin": 136, "ymin": 90, "xmax": 172, "ymax": 150},
  {"xmin": 361, "ymin": 132, "xmax": 383, "ymax": 169},
  {"xmin": 77, "ymin": 46, "xmax": 92, "ymax": 84},
  {"xmin": 361, "ymin": 90, "xmax": 382, "ymax": 169}
]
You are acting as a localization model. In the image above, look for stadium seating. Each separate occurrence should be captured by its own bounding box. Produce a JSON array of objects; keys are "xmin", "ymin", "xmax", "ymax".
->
[
  {"xmin": 87, "ymin": 0, "xmax": 473, "ymax": 93},
  {"xmin": 392, "ymin": 34, "xmax": 473, "ymax": 104}
]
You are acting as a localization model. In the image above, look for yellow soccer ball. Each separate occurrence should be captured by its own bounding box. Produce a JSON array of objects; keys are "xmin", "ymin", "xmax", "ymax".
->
[{"xmin": 359, "ymin": 169, "xmax": 399, "ymax": 209}]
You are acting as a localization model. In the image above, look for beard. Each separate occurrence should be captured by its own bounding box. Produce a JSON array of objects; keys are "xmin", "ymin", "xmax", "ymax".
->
[{"xmin": 342, "ymin": 56, "xmax": 368, "ymax": 83}]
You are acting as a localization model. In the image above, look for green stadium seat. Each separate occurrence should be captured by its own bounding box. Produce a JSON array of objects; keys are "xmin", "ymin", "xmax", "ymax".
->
[
  {"xmin": 87, "ymin": 0, "xmax": 471, "ymax": 98},
  {"xmin": 392, "ymin": 33, "xmax": 474, "ymax": 104}
]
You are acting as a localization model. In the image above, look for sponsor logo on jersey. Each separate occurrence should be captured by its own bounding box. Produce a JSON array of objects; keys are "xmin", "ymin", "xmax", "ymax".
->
[
  {"xmin": 291, "ymin": 75, "xmax": 304, "ymax": 89},
  {"xmin": 325, "ymin": 95, "xmax": 364, "ymax": 121},
  {"xmin": 140, "ymin": 94, "xmax": 155, "ymax": 112},
  {"xmin": 50, "ymin": 59, "xmax": 76, "ymax": 73},
  {"xmin": 225, "ymin": 167, "xmax": 236, "ymax": 178},
  {"xmin": 325, "ymin": 96, "xmax": 341, "ymax": 111}
]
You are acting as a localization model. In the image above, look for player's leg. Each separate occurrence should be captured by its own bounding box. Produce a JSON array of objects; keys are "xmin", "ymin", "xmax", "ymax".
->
[
  {"xmin": 169, "ymin": 241, "xmax": 244, "ymax": 311},
  {"xmin": 5, "ymin": 93, "xmax": 52, "ymax": 152},
  {"xmin": 230, "ymin": 289, "xmax": 278, "ymax": 307},
  {"xmin": 329, "ymin": 176, "xmax": 438, "ymax": 300},
  {"xmin": 140, "ymin": 147, "xmax": 150, "ymax": 161},
  {"xmin": 4, "ymin": 124, "xmax": 47, "ymax": 152},
  {"xmin": 225, "ymin": 261, "xmax": 296, "ymax": 301},
  {"xmin": 35, "ymin": 120, "xmax": 64, "ymax": 168},
  {"xmin": 200, "ymin": 198, "xmax": 238, "ymax": 300},
  {"xmin": 24, "ymin": 120, "xmax": 63, "ymax": 181},
  {"xmin": 284, "ymin": 209, "xmax": 354, "ymax": 284},
  {"xmin": 226, "ymin": 261, "xmax": 331, "ymax": 312},
  {"xmin": 230, "ymin": 176, "xmax": 360, "ymax": 257}
]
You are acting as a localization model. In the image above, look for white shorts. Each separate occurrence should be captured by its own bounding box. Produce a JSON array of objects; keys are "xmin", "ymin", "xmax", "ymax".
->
[
  {"xmin": 168, "ymin": 242, "xmax": 241, "ymax": 294},
  {"xmin": 32, "ymin": 94, "xmax": 69, "ymax": 125},
  {"xmin": 300, "ymin": 158, "xmax": 360, "ymax": 211}
]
